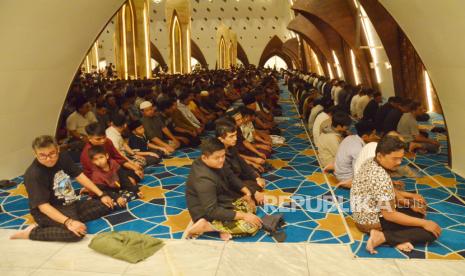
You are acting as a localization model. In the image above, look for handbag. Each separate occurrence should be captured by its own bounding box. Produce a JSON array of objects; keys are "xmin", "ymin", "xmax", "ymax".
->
[{"xmin": 261, "ymin": 214, "xmax": 286, "ymax": 242}]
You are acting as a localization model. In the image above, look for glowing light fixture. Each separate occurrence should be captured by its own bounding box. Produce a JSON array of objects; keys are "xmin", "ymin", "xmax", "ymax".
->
[
  {"xmin": 354, "ymin": 0, "xmax": 381, "ymax": 83},
  {"xmin": 94, "ymin": 41, "xmax": 99, "ymax": 71},
  {"xmin": 143, "ymin": 3, "xmax": 151, "ymax": 77},
  {"xmin": 85, "ymin": 56, "xmax": 90, "ymax": 73},
  {"xmin": 122, "ymin": 5, "xmax": 128, "ymax": 79},
  {"xmin": 424, "ymin": 70, "xmax": 434, "ymax": 112},
  {"xmin": 187, "ymin": 27, "xmax": 191, "ymax": 73},
  {"xmin": 327, "ymin": 62, "xmax": 334, "ymax": 79},
  {"xmin": 332, "ymin": 50, "xmax": 344, "ymax": 80},
  {"xmin": 350, "ymin": 49, "xmax": 360, "ymax": 85},
  {"xmin": 311, "ymin": 49, "xmax": 323, "ymax": 76}
]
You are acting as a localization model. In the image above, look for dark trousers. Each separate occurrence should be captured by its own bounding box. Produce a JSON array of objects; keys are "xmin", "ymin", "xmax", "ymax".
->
[
  {"xmin": 96, "ymin": 168, "xmax": 141, "ymax": 201},
  {"xmin": 144, "ymin": 155, "xmax": 162, "ymax": 166},
  {"xmin": 229, "ymin": 180, "xmax": 264, "ymax": 204},
  {"xmin": 117, "ymin": 168, "xmax": 140, "ymax": 191},
  {"xmin": 171, "ymin": 129, "xmax": 201, "ymax": 147},
  {"xmin": 29, "ymin": 199, "xmax": 111, "ymax": 242},
  {"xmin": 380, "ymin": 208, "xmax": 437, "ymax": 246}
]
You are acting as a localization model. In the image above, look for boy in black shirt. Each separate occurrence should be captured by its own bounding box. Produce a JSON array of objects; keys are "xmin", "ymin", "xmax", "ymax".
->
[
  {"xmin": 128, "ymin": 120, "xmax": 166, "ymax": 165},
  {"xmin": 10, "ymin": 135, "xmax": 114, "ymax": 242}
]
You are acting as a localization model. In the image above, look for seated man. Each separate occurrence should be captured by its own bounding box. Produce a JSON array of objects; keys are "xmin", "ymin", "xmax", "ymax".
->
[
  {"xmin": 397, "ymin": 101, "xmax": 440, "ymax": 153},
  {"xmin": 157, "ymin": 97, "xmax": 201, "ymax": 147},
  {"xmin": 354, "ymin": 131, "xmax": 421, "ymax": 176},
  {"xmin": 362, "ymin": 91, "xmax": 382, "ymax": 122},
  {"xmin": 240, "ymin": 108, "xmax": 272, "ymax": 156},
  {"xmin": 229, "ymin": 107, "xmax": 268, "ymax": 172},
  {"xmin": 66, "ymin": 96, "xmax": 97, "ymax": 145},
  {"xmin": 350, "ymin": 135, "xmax": 441, "ymax": 254},
  {"xmin": 10, "ymin": 135, "xmax": 113, "ymax": 242},
  {"xmin": 177, "ymin": 91, "xmax": 205, "ymax": 134},
  {"xmin": 312, "ymin": 102, "xmax": 333, "ymax": 147},
  {"xmin": 334, "ymin": 121, "xmax": 378, "ymax": 188},
  {"xmin": 215, "ymin": 118, "xmax": 266, "ymax": 205},
  {"xmin": 185, "ymin": 138, "xmax": 262, "ymax": 241},
  {"xmin": 140, "ymin": 101, "xmax": 177, "ymax": 154},
  {"xmin": 105, "ymin": 114, "xmax": 147, "ymax": 167},
  {"xmin": 318, "ymin": 111, "xmax": 352, "ymax": 168},
  {"xmin": 190, "ymin": 90, "xmax": 216, "ymax": 130},
  {"xmin": 242, "ymin": 92, "xmax": 276, "ymax": 133},
  {"xmin": 308, "ymin": 99, "xmax": 324, "ymax": 135}
]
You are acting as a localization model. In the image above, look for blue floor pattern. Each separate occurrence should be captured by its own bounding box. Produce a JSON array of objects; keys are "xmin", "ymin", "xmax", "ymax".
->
[
  {"xmin": 0, "ymin": 82, "xmax": 351, "ymax": 245},
  {"xmin": 3, "ymin": 82, "xmax": 464, "ymax": 259},
  {"xmin": 291, "ymin": 87, "xmax": 465, "ymax": 260}
]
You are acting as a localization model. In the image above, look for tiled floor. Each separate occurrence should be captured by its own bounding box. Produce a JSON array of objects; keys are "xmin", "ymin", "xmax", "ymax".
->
[{"xmin": 0, "ymin": 229, "xmax": 464, "ymax": 276}]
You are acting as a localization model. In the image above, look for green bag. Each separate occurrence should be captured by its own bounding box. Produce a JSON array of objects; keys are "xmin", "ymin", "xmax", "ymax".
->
[{"xmin": 89, "ymin": 231, "xmax": 164, "ymax": 263}]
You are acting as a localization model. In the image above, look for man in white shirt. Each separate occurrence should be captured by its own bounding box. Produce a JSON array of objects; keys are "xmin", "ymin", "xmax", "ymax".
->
[
  {"xmin": 312, "ymin": 110, "xmax": 330, "ymax": 148},
  {"xmin": 332, "ymin": 81, "xmax": 344, "ymax": 106},
  {"xmin": 334, "ymin": 121, "xmax": 378, "ymax": 188},
  {"xmin": 66, "ymin": 97, "xmax": 97, "ymax": 141},
  {"xmin": 105, "ymin": 116, "xmax": 126, "ymax": 154},
  {"xmin": 318, "ymin": 112, "xmax": 352, "ymax": 167},
  {"xmin": 106, "ymin": 114, "xmax": 146, "ymax": 166},
  {"xmin": 350, "ymin": 89, "xmax": 362, "ymax": 117},
  {"xmin": 355, "ymin": 89, "xmax": 371, "ymax": 119},
  {"xmin": 308, "ymin": 99, "xmax": 324, "ymax": 134}
]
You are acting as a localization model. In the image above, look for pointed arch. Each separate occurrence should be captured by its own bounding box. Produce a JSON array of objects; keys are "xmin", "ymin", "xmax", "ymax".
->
[
  {"xmin": 258, "ymin": 35, "xmax": 293, "ymax": 69},
  {"xmin": 150, "ymin": 41, "xmax": 167, "ymax": 68},
  {"xmin": 169, "ymin": 11, "xmax": 182, "ymax": 73},
  {"xmin": 190, "ymin": 39, "xmax": 207, "ymax": 68},
  {"xmin": 219, "ymin": 36, "xmax": 226, "ymax": 69},
  {"xmin": 237, "ymin": 41, "xmax": 249, "ymax": 66}
]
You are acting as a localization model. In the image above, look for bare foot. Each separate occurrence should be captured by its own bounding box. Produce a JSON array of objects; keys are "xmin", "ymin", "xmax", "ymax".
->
[
  {"xmin": 396, "ymin": 242, "xmax": 414, "ymax": 252},
  {"xmin": 336, "ymin": 179, "xmax": 352, "ymax": 189},
  {"xmin": 185, "ymin": 218, "xmax": 214, "ymax": 239},
  {"xmin": 137, "ymin": 192, "xmax": 144, "ymax": 199},
  {"xmin": 10, "ymin": 224, "xmax": 37, "ymax": 240},
  {"xmin": 323, "ymin": 163, "xmax": 334, "ymax": 173},
  {"xmin": 366, "ymin": 229, "xmax": 386, "ymax": 254},
  {"xmin": 220, "ymin": 232, "xmax": 232, "ymax": 241}
]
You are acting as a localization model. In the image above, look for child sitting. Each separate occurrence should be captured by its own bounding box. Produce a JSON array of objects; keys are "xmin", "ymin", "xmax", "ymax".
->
[
  {"xmin": 87, "ymin": 145, "xmax": 143, "ymax": 207},
  {"xmin": 128, "ymin": 120, "xmax": 166, "ymax": 165},
  {"xmin": 107, "ymin": 114, "xmax": 161, "ymax": 166}
]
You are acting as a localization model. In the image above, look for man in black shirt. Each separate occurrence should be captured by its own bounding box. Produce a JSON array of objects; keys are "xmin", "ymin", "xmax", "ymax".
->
[
  {"xmin": 374, "ymin": 97, "xmax": 401, "ymax": 133},
  {"xmin": 185, "ymin": 138, "xmax": 262, "ymax": 241},
  {"xmin": 382, "ymin": 99, "xmax": 410, "ymax": 134},
  {"xmin": 215, "ymin": 118, "xmax": 265, "ymax": 205},
  {"xmin": 10, "ymin": 135, "xmax": 114, "ymax": 242},
  {"xmin": 363, "ymin": 91, "xmax": 382, "ymax": 122}
]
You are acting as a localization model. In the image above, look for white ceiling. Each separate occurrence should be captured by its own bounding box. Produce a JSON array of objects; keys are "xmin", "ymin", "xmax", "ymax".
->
[{"xmin": 98, "ymin": 0, "xmax": 295, "ymax": 68}]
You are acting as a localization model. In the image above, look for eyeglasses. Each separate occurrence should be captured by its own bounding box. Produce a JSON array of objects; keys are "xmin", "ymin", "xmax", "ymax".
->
[{"xmin": 36, "ymin": 151, "xmax": 58, "ymax": 161}]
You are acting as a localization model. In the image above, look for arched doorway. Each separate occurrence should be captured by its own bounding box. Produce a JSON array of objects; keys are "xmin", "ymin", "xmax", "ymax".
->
[
  {"xmin": 219, "ymin": 36, "xmax": 226, "ymax": 69},
  {"xmin": 263, "ymin": 55, "xmax": 288, "ymax": 70}
]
